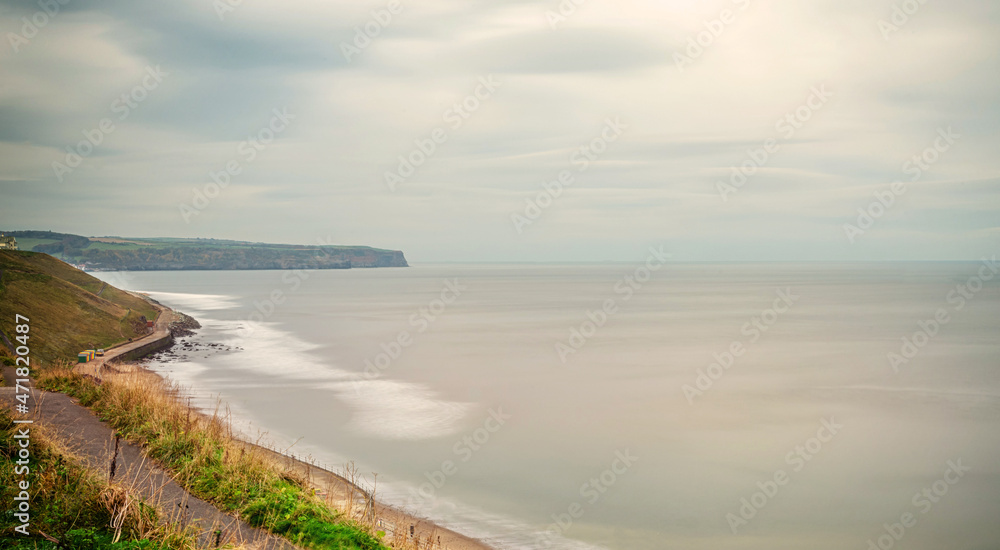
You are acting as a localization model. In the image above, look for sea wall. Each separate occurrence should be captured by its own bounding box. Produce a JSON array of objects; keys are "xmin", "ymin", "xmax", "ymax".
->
[{"xmin": 109, "ymin": 333, "xmax": 174, "ymax": 363}]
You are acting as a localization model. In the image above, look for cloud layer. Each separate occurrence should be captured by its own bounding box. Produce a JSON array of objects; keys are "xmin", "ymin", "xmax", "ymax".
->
[{"xmin": 1, "ymin": 0, "xmax": 998, "ymax": 261}]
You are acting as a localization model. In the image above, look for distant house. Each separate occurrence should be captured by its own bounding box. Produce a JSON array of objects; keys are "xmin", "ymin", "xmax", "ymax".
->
[{"xmin": 0, "ymin": 234, "xmax": 17, "ymax": 250}]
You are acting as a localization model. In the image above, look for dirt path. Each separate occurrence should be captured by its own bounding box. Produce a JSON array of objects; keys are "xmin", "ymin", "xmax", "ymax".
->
[{"xmin": 0, "ymin": 387, "xmax": 299, "ymax": 550}]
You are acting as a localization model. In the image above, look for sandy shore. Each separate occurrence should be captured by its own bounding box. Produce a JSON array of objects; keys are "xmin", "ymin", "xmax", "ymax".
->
[
  {"xmin": 253, "ymin": 440, "xmax": 492, "ymax": 550},
  {"xmin": 88, "ymin": 298, "xmax": 495, "ymax": 550}
]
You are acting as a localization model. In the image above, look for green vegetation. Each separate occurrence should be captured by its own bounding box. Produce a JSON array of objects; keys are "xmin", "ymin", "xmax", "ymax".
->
[
  {"xmin": 83, "ymin": 242, "xmax": 152, "ymax": 252},
  {"xmin": 0, "ymin": 250, "xmax": 157, "ymax": 365},
  {"xmin": 2, "ymin": 231, "xmax": 408, "ymax": 270},
  {"xmin": 12, "ymin": 237, "xmax": 61, "ymax": 253},
  {"xmin": 37, "ymin": 366, "xmax": 388, "ymax": 550},
  {"xmin": 0, "ymin": 409, "xmax": 197, "ymax": 549}
]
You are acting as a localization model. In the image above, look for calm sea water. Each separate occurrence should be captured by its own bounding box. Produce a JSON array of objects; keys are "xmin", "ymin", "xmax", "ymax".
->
[{"xmin": 94, "ymin": 263, "xmax": 1000, "ymax": 550}]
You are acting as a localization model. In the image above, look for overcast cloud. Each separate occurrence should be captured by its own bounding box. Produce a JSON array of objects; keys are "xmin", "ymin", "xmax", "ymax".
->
[{"xmin": 0, "ymin": 0, "xmax": 998, "ymax": 262}]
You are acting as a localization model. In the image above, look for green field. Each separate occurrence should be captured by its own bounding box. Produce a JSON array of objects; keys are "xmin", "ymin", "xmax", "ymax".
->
[
  {"xmin": 13, "ymin": 237, "xmax": 61, "ymax": 251},
  {"xmin": 84, "ymin": 241, "xmax": 155, "ymax": 251},
  {"xmin": 1, "ymin": 231, "xmax": 408, "ymax": 270},
  {"xmin": 0, "ymin": 232, "xmax": 408, "ymax": 292}
]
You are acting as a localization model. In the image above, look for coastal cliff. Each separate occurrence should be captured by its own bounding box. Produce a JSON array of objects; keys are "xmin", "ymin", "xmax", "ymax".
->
[
  {"xmin": 80, "ymin": 245, "xmax": 408, "ymax": 270},
  {"xmin": 3, "ymin": 231, "xmax": 408, "ymax": 271}
]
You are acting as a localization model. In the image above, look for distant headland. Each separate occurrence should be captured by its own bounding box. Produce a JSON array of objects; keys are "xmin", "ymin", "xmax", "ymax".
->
[{"xmin": 2, "ymin": 230, "xmax": 408, "ymax": 270}]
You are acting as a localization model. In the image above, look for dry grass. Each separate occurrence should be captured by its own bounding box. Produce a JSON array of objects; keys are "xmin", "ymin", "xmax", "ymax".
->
[
  {"xmin": 36, "ymin": 363, "xmax": 388, "ymax": 550},
  {"xmin": 0, "ymin": 407, "xmax": 207, "ymax": 549}
]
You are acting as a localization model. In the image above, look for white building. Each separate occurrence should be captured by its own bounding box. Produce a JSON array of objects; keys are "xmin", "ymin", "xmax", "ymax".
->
[{"xmin": 0, "ymin": 234, "xmax": 17, "ymax": 250}]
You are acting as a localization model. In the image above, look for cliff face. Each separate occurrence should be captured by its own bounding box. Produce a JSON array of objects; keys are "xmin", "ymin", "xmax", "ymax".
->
[
  {"xmin": 80, "ymin": 247, "xmax": 408, "ymax": 271},
  {"xmin": 350, "ymin": 249, "xmax": 409, "ymax": 268}
]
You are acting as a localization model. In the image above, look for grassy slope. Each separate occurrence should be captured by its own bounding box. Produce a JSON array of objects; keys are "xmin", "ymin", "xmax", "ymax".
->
[{"xmin": 0, "ymin": 251, "xmax": 157, "ymax": 364}]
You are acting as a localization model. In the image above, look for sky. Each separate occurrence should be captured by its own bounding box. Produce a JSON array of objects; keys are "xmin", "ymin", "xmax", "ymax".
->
[{"xmin": 0, "ymin": 0, "xmax": 998, "ymax": 263}]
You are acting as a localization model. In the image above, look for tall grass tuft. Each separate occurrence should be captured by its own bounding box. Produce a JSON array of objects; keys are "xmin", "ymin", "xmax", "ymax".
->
[{"xmin": 0, "ymin": 407, "xmax": 200, "ymax": 549}]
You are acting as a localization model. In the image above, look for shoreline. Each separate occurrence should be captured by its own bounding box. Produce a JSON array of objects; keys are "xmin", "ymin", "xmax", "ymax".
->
[{"xmin": 121, "ymin": 299, "xmax": 495, "ymax": 550}]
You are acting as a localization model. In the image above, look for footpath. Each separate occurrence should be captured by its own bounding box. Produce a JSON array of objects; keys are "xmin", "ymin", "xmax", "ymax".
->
[{"xmin": 0, "ymin": 387, "xmax": 298, "ymax": 549}]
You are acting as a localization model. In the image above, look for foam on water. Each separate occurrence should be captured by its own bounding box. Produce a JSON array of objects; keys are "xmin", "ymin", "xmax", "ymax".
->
[
  {"xmin": 139, "ymin": 290, "xmax": 239, "ymax": 312},
  {"xmin": 145, "ymin": 298, "xmax": 473, "ymax": 441},
  {"xmin": 139, "ymin": 291, "xmax": 597, "ymax": 549},
  {"xmin": 214, "ymin": 319, "xmax": 354, "ymax": 382},
  {"xmin": 325, "ymin": 378, "xmax": 473, "ymax": 441}
]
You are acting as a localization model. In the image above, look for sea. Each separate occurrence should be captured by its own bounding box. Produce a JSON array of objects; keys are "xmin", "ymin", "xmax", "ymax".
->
[{"xmin": 93, "ymin": 262, "xmax": 1000, "ymax": 550}]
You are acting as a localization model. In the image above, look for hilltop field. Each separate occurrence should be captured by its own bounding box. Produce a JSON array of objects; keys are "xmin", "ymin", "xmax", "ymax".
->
[{"xmin": 4, "ymin": 231, "xmax": 408, "ymax": 271}]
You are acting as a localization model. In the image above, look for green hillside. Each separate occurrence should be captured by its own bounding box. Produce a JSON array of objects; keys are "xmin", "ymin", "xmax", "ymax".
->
[
  {"xmin": 0, "ymin": 248, "xmax": 390, "ymax": 549},
  {"xmin": 0, "ymin": 250, "xmax": 157, "ymax": 365},
  {"xmin": 3, "ymin": 231, "xmax": 408, "ymax": 270}
]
